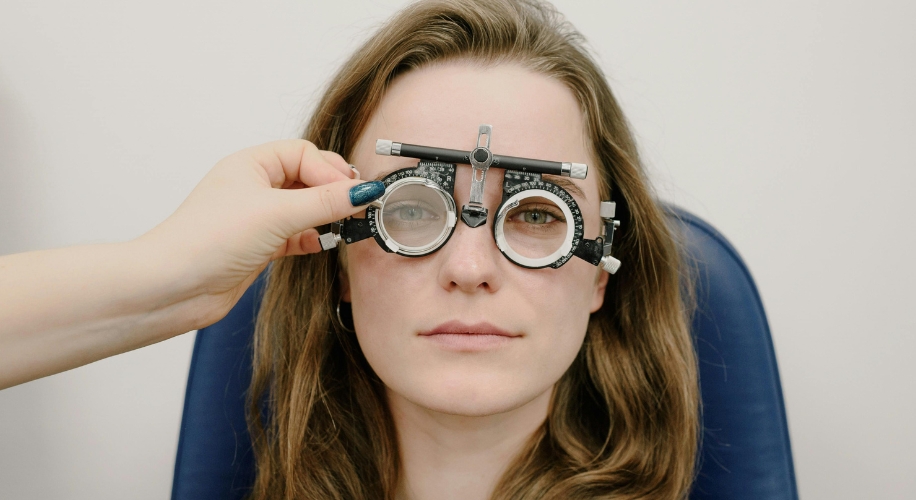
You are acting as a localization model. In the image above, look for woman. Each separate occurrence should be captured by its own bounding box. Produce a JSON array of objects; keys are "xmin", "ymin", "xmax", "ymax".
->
[
  {"xmin": 0, "ymin": 0, "xmax": 697, "ymax": 498},
  {"xmin": 247, "ymin": 1, "xmax": 698, "ymax": 499}
]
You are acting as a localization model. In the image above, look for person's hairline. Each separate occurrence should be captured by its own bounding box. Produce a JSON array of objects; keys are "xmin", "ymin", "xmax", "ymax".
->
[
  {"xmin": 363, "ymin": 61, "xmax": 591, "ymax": 194},
  {"xmin": 359, "ymin": 57, "xmax": 596, "ymax": 203}
]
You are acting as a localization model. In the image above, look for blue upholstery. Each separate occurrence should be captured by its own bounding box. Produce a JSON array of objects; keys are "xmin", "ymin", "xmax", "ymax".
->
[
  {"xmin": 170, "ymin": 282, "xmax": 259, "ymax": 500},
  {"xmin": 171, "ymin": 207, "xmax": 798, "ymax": 500},
  {"xmin": 670, "ymin": 207, "xmax": 798, "ymax": 499}
]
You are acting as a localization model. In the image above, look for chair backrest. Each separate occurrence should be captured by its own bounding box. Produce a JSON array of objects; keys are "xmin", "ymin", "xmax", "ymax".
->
[
  {"xmin": 171, "ymin": 207, "xmax": 798, "ymax": 500},
  {"xmin": 670, "ymin": 207, "xmax": 798, "ymax": 499}
]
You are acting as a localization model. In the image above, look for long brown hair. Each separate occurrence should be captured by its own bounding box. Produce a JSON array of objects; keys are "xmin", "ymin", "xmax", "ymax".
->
[{"xmin": 248, "ymin": 1, "xmax": 699, "ymax": 498}]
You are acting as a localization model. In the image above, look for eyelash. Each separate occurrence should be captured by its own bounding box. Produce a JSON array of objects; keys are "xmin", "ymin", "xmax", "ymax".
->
[
  {"xmin": 509, "ymin": 203, "xmax": 566, "ymax": 224},
  {"xmin": 383, "ymin": 200, "xmax": 441, "ymax": 228}
]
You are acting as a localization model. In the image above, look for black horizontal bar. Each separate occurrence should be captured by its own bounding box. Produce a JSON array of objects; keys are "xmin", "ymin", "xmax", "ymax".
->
[
  {"xmin": 396, "ymin": 143, "xmax": 565, "ymax": 176},
  {"xmin": 397, "ymin": 144, "xmax": 469, "ymax": 164}
]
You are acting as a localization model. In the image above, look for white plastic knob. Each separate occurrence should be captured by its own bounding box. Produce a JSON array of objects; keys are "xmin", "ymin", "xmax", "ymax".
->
[
  {"xmin": 570, "ymin": 162, "xmax": 588, "ymax": 179},
  {"xmin": 601, "ymin": 255, "xmax": 621, "ymax": 274},
  {"xmin": 375, "ymin": 139, "xmax": 393, "ymax": 156}
]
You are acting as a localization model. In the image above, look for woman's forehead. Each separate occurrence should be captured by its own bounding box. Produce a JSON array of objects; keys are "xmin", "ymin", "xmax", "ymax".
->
[{"xmin": 352, "ymin": 61, "xmax": 597, "ymax": 197}]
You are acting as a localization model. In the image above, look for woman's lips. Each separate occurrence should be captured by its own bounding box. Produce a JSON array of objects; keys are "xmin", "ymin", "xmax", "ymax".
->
[{"xmin": 418, "ymin": 321, "xmax": 521, "ymax": 351}]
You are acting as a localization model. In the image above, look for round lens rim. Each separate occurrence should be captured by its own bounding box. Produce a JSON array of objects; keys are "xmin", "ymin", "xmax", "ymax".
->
[
  {"xmin": 493, "ymin": 188, "xmax": 576, "ymax": 268},
  {"xmin": 374, "ymin": 177, "xmax": 457, "ymax": 256}
]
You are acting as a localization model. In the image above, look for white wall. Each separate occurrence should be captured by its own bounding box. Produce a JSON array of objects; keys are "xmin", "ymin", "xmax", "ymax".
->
[{"xmin": 1, "ymin": 1, "xmax": 913, "ymax": 498}]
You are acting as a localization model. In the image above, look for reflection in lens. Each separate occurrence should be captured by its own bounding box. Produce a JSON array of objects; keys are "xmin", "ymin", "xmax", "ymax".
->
[
  {"xmin": 502, "ymin": 196, "xmax": 568, "ymax": 259},
  {"xmin": 381, "ymin": 183, "xmax": 449, "ymax": 249}
]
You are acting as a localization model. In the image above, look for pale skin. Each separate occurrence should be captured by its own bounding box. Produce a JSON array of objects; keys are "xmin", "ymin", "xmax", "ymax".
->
[
  {"xmin": 0, "ymin": 141, "xmax": 375, "ymax": 389},
  {"xmin": 342, "ymin": 62, "xmax": 609, "ymax": 500}
]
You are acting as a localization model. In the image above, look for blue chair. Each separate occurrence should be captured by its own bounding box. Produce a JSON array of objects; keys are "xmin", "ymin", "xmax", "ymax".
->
[{"xmin": 171, "ymin": 207, "xmax": 798, "ymax": 500}]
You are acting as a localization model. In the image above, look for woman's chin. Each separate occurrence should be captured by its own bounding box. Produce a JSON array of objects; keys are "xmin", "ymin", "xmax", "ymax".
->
[{"xmin": 387, "ymin": 373, "xmax": 549, "ymax": 418}]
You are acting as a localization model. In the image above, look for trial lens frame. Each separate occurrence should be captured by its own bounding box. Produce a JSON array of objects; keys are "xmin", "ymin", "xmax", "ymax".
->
[{"xmin": 319, "ymin": 125, "xmax": 622, "ymax": 273}]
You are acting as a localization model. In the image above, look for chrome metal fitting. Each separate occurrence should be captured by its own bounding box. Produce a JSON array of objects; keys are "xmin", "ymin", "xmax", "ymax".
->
[{"xmin": 318, "ymin": 232, "xmax": 341, "ymax": 251}]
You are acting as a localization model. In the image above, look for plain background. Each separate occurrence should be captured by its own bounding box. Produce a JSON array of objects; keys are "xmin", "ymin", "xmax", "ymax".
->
[{"xmin": 1, "ymin": 1, "xmax": 914, "ymax": 498}]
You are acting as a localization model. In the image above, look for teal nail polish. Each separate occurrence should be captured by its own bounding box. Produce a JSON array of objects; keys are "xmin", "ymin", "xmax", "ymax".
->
[{"xmin": 349, "ymin": 181, "xmax": 385, "ymax": 206}]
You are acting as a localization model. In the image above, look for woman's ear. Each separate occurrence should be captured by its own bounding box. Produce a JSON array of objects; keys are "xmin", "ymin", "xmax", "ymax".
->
[{"xmin": 589, "ymin": 267, "xmax": 609, "ymax": 313}]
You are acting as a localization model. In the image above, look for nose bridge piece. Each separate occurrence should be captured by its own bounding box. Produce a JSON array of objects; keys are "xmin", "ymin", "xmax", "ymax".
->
[{"xmin": 461, "ymin": 124, "xmax": 493, "ymax": 228}]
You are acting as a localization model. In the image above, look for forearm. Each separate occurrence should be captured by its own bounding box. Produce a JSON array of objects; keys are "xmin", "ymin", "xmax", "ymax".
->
[
  {"xmin": 0, "ymin": 140, "xmax": 370, "ymax": 390},
  {"xmin": 0, "ymin": 239, "xmax": 206, "ymax": 389}
]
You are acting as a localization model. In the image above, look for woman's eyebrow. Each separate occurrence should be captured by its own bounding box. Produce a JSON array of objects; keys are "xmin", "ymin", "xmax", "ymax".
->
[{"xmin": 542, "ymin": 174, "xmax": 587, "ymax": 201}]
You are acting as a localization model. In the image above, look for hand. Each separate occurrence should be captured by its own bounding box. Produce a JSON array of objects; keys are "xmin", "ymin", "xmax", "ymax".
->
[
  {"xmin": 0, "ymin": 139, "xmax": 383, "ymax": 389},
  {"xmin": 137, "ymin": 139, "xmax": 382, "ymax": 327}
]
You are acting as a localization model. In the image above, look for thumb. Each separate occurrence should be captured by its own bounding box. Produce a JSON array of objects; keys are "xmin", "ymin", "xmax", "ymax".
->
[{"xmin": 275, "ymin": 179, "xmax": 385, "ymax": 236}]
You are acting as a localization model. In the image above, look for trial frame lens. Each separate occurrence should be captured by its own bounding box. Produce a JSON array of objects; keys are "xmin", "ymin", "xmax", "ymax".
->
[
  {"xmin": 372, "ymin": 177, "xmax": 457, "ymax": 256},
  {"xmin": 493, "ymin": 188, "xmax": 577, "ymax": 269}
]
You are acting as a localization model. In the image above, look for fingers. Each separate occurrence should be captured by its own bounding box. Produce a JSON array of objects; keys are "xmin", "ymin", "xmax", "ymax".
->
[
  {"xmin": 271, "ymin": 229, "xmax": 323, "ymax": 260},
  {"xmin": 275, "ymin": 178, "xmax": 385, "ymax": 237},
  {"xmin": 319, "ymin": 151, "xmax": 355, "ymax": 179},
  {"xmin": 244, "ymin": 140, "xmax": 354, "ymax": 189}
]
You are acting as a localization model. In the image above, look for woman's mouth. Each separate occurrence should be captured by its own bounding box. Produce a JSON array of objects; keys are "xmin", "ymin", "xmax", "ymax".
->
[{"xmin": 418, "ymin": 320, "xmax": 522, "ymax": 351}]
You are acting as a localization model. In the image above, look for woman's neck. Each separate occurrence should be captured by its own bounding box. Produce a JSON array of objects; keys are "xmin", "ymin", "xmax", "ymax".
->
[{"xmin": 388, "ymin": 389, "xmax": 552, "ymax": 500}]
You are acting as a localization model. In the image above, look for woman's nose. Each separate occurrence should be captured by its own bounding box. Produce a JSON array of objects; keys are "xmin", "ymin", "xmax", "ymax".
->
[
  {"xmin": 435, "ymin": 164, "xmax": 506, "ymax": 293},
  {"xmin": 435, "ymin": 215, "xmax": 504, "ymax": 294}
]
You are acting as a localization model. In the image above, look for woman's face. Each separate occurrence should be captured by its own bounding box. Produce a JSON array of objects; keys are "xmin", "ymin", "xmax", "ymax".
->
[{"xmin": 343, "ymin": 61, "xmax": 608, "ymax": 417}]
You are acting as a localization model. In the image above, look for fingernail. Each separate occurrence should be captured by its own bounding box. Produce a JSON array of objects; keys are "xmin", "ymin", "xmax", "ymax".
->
[
  {"xmin": 349, "ymin": 164, "xmax": 361, "ymax": 180},
  {"xmin": 349, "ymin": 181, "xmax": 385, "ymax": 206}
]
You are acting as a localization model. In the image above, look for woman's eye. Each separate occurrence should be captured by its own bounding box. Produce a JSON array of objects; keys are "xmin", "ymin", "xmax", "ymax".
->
[
  {"xmin": 522, "ymin": 210, "xmax": 555, "ymax": 225},
  {"xmin": 398, "ymin": 206, "xmax": 423, "ymax": 221},
  {"xmin": 383, "ymin": 201, "xmax": 442, "ymax": 229},
  {"xmin": 393, "ymin": 205, "xmax": 436, "ymax": 221},
  {"xmin": 508, "ymin": 204, "xmax": 565, "ymax": 226}
]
